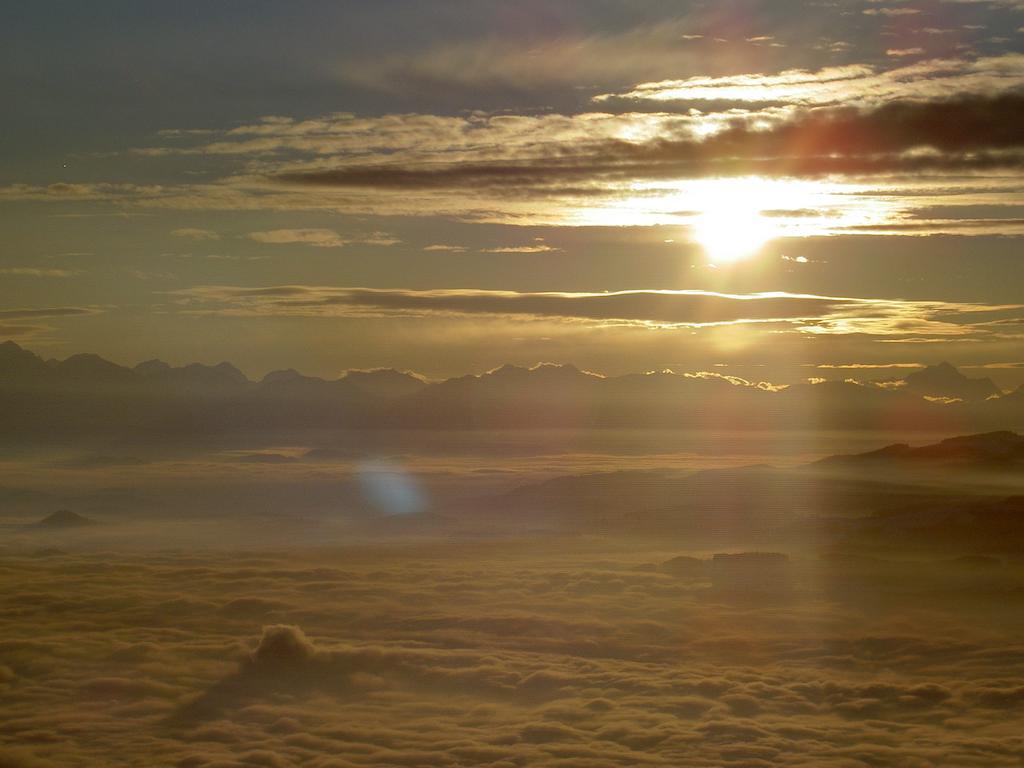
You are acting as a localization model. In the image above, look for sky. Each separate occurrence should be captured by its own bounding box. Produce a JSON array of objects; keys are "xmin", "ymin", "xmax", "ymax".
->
[{"xmin": 2, "ymin": 0, "xmax": 1023, "ymax": 385}]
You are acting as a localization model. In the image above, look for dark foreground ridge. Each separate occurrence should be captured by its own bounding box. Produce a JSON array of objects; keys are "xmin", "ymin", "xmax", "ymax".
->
[{"xmin": 443, "ymin": 430, "xmax": 1024, "ymax": 549}]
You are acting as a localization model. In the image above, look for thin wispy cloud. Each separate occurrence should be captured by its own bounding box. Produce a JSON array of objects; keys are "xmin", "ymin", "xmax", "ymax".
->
[
  {"xmin": 0, "ymin": 307, "xmax": 100, "ymax": 319},
  {"xmin": 479, "ymin": 241, "xmax": 561, "ymax": 254},
  {"xmin": 0, "ymin": 268, "xmax": 80, "ymax": 278},
  {"xmin": 168, "ymin": 285, "xmax": 1024, "ymax": 341},
  {"xmin": 171, "ymin": 227, "xmax": 220, "ymax": 240},
  {"xmin": 423, "ymin": 244, "xmax": 468, "ymax": 252},
  {"xmin": 864, "ymin": 7, "xmax": 922, "ymax": 16},
  {"xmin": 596, "ymin": 53, "xmax": 1024, "ymax": 105},
  {"xmin": 337, "ymin": 18, "xmax": 714, "ymax": 92},
  {"xmin": 246, "ymin": 229, "xmax": 400, "ymax": 248}
]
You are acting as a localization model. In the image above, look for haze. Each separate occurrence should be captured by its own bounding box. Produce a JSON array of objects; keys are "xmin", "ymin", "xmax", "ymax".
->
[{"xmin": 2, "ymin": 2, "xmax": 1024, "ymax": 766}]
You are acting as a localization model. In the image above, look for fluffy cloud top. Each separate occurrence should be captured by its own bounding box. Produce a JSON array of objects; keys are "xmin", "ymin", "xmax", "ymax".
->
[{"xmin": 5, "ymin": 543, "xmax": 1024, "ymax": 766}]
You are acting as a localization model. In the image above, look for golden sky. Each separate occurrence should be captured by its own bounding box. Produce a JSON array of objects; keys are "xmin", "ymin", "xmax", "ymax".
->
[{"xmin": 1, "ymin": 0, "xmax": 1023, "ymax": 384}]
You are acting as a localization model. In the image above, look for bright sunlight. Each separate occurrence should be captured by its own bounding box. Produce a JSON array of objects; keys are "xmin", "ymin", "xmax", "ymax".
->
[{"xmin": 691, "ymin": 178, "xmax": 779, "ymax": 264}]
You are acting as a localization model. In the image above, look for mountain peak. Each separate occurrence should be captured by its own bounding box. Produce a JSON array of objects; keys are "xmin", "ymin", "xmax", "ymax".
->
[
  {"xmin": 183, "ymin": 361, "xmax": 248, "ymax": 384},
  {"xmin": 260, "ymin": 368, "xmax": 307, "ymax": 385},
  {"xmin": 56, "ymin": 353, "xmax": 134, "ymax": 380},
  {"xmin": 341, "ymin": 368, "xmax": 427, "ymax": 398},
  {"xmin": 0, "ymin": 339, "xmax": 45, "ymax": 366},
  {"xmin": 32, "ymin": 510, "xmax": 95, "ymax": 529},
  {"xmin": 901, "ymin": 363, "xmax": 1001, "ymax": 402},
  {"xmin": 911, "ymin": 362, "xmax": 967, "ymax": 382},
  {"xmin": 135, "ymin": 359, "xmax": 172, "ymax": 376},
  {"xmin": 489, "ymin": 363, "xmax": 528, "ymax": 377},
  {"xmin": 487, "ymin": 362, "xmax": 593, "ymax": 380}
]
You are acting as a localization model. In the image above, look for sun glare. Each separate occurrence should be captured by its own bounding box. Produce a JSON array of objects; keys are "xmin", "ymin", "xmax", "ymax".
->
[
  {"xmin": 691, "ymin": 179, "xmax": 778, "ymax": 264},
  {"xmin": 575, "ymin": 176, "xmax": 893, "ymax": 237},
  {"xmin": 693, "ymin": 204, "xmax": 773, "ymax": 264}
]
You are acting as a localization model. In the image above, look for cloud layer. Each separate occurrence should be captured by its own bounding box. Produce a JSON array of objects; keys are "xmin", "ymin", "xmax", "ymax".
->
[
  {"xmin": 171, "ymin": 285, "xmax": 1024, "ymax": 340},
  {"xmin": 4, "ymin": 544, "xmax": 1024, "ymax": 767},
  {"xmin": 597, "ymin": 54, "xmax": 1024, "ymax": 105},
  {"xmin": 5, "ymin": 57, "xmax": 1022, "ymax": 231}
]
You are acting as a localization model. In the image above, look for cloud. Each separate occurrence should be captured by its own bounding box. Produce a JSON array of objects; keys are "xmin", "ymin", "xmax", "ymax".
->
[
  {"xmin": 132, "ymin": 110, "xmax": 707, "ymax": 161},
  {"xmin": 595, "ymin": 53, "xmax": 1024, "ymax": 105},
  {"xmin": 272, "ymin": 94, "xmax": 1024, "ymax": 192},
  {"xmin": 0, "ymin": 182, "xmax": 166, "ymax": 202},
  {"xmin": 249, "ymin": 625, "xmax": 318, "ymax": 667},
  {"xmin": 864, "ymin": 6, "xmax": 923, "ymax": 15},
  {"xmin": 128, "ymin": 269, "xmax": 176, "ymax": 282},
  {"xmin": 0, "ymin": 307, "xmax": 100, "ymax": 341},
  {"xmin": 246, "ymin": 228, "xmax": 400, "ymax": 248},
  {"xmin": 943, "ymin": 0, "xmax": 1024, "ymax": 7},
  {"xmin": 0, "ymin": 307, "xmax": 98, "ymax": 319},
  {"xmin": 963, "ymin": 361, "xmax": 1024, "ymax": 369},
  {"xmin": 422, "ymin": 244, "xmax": 468, "ymax": 252},
  {"xmin": 171, "ymin": 227, "xmax": 220, "ymax": 240},
  {"xmin": 8, "ymin": 543, "xmax": 1024, "ymax": 766},
  {"xmin": 813, "ymin": 363, "xmax": 925, "ymax": 369},
  {"xmin": 684, "ymin": 370, "xmax": 788, "ymax": 391},
  {"xmin": 171, "ymin": 286, "xmax": 849, "ymax": 326},
  {"xmin": 0, "ymin": 324, "xmax": 43, "ymax": 337},
  {"xmin": 479, "ymin": 240, "xmax": 561, "ymax": 254},
  {"xmin": 169, "ymin": 285, "xmax": 1024, "ymax": 339},
  {"xmin": 338, "ymin": 19, "xmax": 715, "ymax": 93},
  {"xmin": 0, "ymin": 268, "xmax": 79, "ymax": 278},
  {"xmin": 4, "ymin": 60, "xmax": 1022, "ymax": 232}
]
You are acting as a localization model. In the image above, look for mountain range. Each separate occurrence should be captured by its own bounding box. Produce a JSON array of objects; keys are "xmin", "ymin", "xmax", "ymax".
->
[
  {"xmin": 430, "ymin": 430, "xmax": 1024, "ymax": 550},
  {"xmin": 11, "ymin": 422, "xmax": 1024, "ymax": 554},
  {"xmin": 1, "ymin": 340, "xmax": 1022, "ymax": 443}
]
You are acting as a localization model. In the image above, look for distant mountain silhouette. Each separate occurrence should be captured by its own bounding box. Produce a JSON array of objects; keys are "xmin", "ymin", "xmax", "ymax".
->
[
  {"xmin": 340, "ymin": 369, "xmax": 427, "ymax": 399},
  {"xmin": 32, "ymin": 510, "xmax": 95, "ymax": 529},
  {"xmin": 454, "ymin": 463, "xmax": 817, "ymax": 538},
  {"xmin": 135, "ymin": 359, "xmax": 248, "ymax": 393},
  {"xmin": 891, "ymin": 362, "xmax": 1002, "ymax": 402},
  {"xmin": 1, "ymin": 341, "xmax": 1022, "ymax": 443},
  {"xmin": 817, "ymin": 430, "xmax": 1024, "ymax": 468},
  {"xmin": 54, "ymin": 353, "xmax": 138, "ymax": 387},
  {"xmin": 434, "ymin": 430, "xmax": 1024, "ymax": 546},
  {"xmin": 0, "ymin": 339, "xmax": 52, "ymax": 384},
  {"xmin": 257, "ymin": 369, "xmax": 359, "ymax": 400}
]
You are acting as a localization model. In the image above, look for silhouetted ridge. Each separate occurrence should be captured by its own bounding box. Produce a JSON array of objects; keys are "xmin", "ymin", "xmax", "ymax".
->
[
  {"xmin": 341, "ymin": 368, "xmax": 427, "ymax": 398},
  {"xmin": 134, "ymin": 359, "xmax": 173, "ymax": 376},
  {"xmin": 0, "ymin": 340, "xmax": 51, "ymax": 383},
  {"xmin": 32, "ymin": 510, "xmax": 95, "ymax": 529},
  {"xmin": 1, "ymin": 340, "xmax": 1022, "ymax": 437},
  {"xmin": 56, "ymin": 353, "xmax": 134, "ymax": 380},
  {"xmin": 817, "ymin": 430, "xmax": 1024, "ymax": 466},
  {"xmin": 897, "ymin": 362, "xmax": 1001, "ymax": 402}
]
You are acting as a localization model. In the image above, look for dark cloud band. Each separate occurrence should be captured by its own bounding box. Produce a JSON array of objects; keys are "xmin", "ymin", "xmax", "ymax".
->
[{"xmin": 275, "ymin": 94, "xmax": 1024, "ymax": 190}]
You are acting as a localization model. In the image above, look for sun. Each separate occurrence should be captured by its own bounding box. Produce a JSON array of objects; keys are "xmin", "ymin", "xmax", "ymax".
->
[
  {"xmin": 693, "ymin": 205, "xmax": 774, "ymax": 264},
  {"xmin": 691, "ymin": 179, "xmax": 778, "ymax": 264}
]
